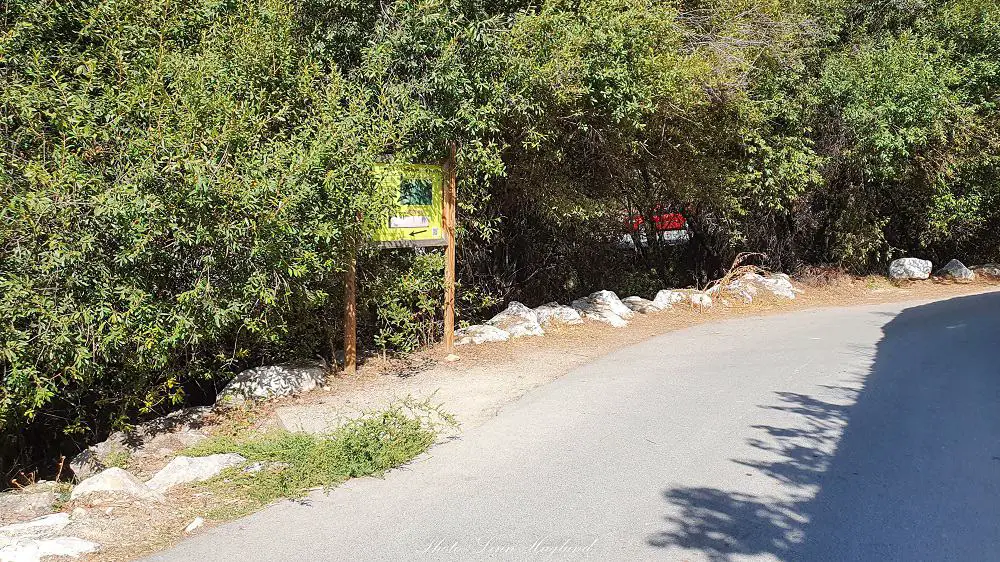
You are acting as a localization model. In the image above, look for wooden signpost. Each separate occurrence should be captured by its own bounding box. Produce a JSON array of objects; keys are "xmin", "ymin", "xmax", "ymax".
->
[
  {"xmin": 442, "ymin": 142, "xmax": 457, "ymax": 355},
  {"xmin": 342, "ymin": 145, "xmax": 457, "ymax": 374},
  {"xmin": 343, "ymin": 244, "xmax": 357, "ymax": 375}
]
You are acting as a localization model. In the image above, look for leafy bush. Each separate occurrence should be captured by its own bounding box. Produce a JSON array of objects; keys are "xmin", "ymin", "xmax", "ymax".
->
[
  {"xmin": 0, "ymin": 0, "xmax": 397, "ymax": 478},
  {"xmin": 362, "ymin": 252, "xmax": 446, "ymax": 353},
  {"xmin": 2, "ymin": 0, "xmax": 999, "ymax": 481}
]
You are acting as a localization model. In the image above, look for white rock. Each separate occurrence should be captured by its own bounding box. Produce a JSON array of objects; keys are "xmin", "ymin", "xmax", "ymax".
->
[
  {"xmin": 137, "ymin": 407, "xmax": 211, "ymax": 435},
  {"xmin": 579, "ymin": 309, "xmax": 628, "ymax": 327},
  {"xmin": 16, "ymin": 482, "xmax": 55, "ymax": 493},
  {"xmin": 70, "ymin": 406, "xmax": 211, "ymax": 480},
  {"xmin": 183, "ymin": 517, "xmax": 205, "ymax": 534},
  {"xmin": 721, "ymin": 277, "xmax": 758, "ymax": 303},
  {"xmin": 690, "ymin": 293, "xmax": 713, "ymax": 309},
  {"xmin": 936, "ymin": 259, "xmax": 975, "ymax": 281},
  {"xmin": 760, "ymin": 275, "xmax": 798, "ymax": 299},
  {"xmin": 889, "ymin": 257, "xmax": 933, "ymax": 280},
  {"xmin": 0, "ymin": 514, "xmax": 69, "ymax": 538},
  {"xmin": 652, "ymin": 290, "xmax": 686, "ymax": 308},
  {"xmin": 68, "ymin": 449, "xmax": 104, "ymax": 482},
  {"xmin": 146, "ymin": 454, "xmax": 246, "ymax": 493},
  {"xmin": 572, "ymin": 290, "xmax": 633, "ymax": 327},
  {"xmin": 533, "ymin": 303, "xmax": 583, "ymax": 327},
  {"xmin": 591, "ymin": 291, "xmax": 634, "ymax": 318},
  {"xmin": 143, "ymin": 430, "xmax": 208, "ymax": 456},
  {"xmin": 738, "ymin": 272, "xmax": 798, "ymax": 300},
  {"xmin": 622, "ymin": 296, "xmax": 663, "ymax": 314},
  {"xmin": 70, "ymin": 468, "xmax": 163, "ymax": 504},
  {"xmin": 455, "ymin": 325, "xmax": 510, "ymax": 346},
  {"xmin": 485, "ymin": 302, "xmax": 544, "ymax": 338},
  {"xmin": 0, "ymin": 536, "xmax": 99, "ymax": 562},
  {"xmin": 218, "ymin": 364, "xmax": 327, "ymax": 404},
  {"xmin": 0, "ymin": 513, "xmax": 99, "ymax": 562},
  {"xmin": 0, "ymin": 492, "xmax": 56, "ymax": 524}
]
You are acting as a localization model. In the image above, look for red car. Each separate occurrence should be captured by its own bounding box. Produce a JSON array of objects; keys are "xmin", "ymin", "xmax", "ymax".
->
[
  {"xmin": 620, "ymin": 208, "xmax": 690, "ymax": 248},
  {"xmin": 627, "ymin": 210, "xmax": 686, "ymax": 233}
]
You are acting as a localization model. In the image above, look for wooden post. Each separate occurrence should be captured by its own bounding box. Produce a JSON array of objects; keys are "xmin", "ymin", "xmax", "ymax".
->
[
  {"xmin": 443, "ymin": 142, "xmax": 458, "ymax": 356},
  {"xmin": 343, "ymin": 246, "xmax": 357, "ymax": 375}
]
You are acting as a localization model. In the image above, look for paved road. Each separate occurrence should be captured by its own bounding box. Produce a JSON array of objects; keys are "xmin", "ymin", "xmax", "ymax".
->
[{"xmin": 149, "ymin": 292, "xmax": 1000, "ymax": 561}]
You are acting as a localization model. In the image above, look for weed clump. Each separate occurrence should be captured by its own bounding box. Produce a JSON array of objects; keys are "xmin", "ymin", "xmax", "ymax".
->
[{"xmin": 185, "ymin": 401, "xmax": 451, "ymax": 518}]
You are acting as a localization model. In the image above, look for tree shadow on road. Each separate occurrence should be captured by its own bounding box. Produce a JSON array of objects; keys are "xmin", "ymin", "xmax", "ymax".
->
[{"xmin": 648, "ymin": 292, "xmax": 1000, "ymax": 561}]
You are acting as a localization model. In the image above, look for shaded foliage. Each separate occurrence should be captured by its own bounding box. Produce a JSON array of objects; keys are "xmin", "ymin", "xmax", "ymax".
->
[{"xmin": 1, "ymin": 0, "xmax": 998, "ymax": 478}]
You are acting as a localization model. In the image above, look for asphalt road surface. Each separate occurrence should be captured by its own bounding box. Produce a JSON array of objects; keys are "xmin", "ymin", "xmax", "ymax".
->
[{"xmin": 149, "ymin": 292, "xmax": 1000, "ymax": 561}]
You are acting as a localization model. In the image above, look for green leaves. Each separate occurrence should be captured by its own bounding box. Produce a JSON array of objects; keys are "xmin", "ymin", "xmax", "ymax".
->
[
  {"xmin": 2, "ymin": 0, "xmax": 999, "ymax": 482},
  {"xmin": 0, "ymin": 0, "xmax": 395, "ymax": 477},
  {"xmin": 809, "ymin": 12, "xmax": 996, "ymax": 266}
]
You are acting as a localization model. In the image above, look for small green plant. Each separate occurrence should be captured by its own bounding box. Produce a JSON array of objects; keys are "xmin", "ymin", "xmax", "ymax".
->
[
  {"xmin": 362, "ymin": 253, "xmax": 446, "ymax": 353},
  {"xmin": 101, "ymin": 449, "xmax": 132, "ymax": 470},
  {"xmin": 210, "ymin": 402, "xmax": 270, "ymax": 439},
  {"xmin": 186, "ymin": 401, "xmax": 452, "ymax": 519},
  {"xmin": 51, "ymin": 482, "xmax": 74, "ymax": 511}
]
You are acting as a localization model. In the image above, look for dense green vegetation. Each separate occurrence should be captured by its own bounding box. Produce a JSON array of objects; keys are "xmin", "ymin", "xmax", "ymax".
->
[
  {"xmin": 2, "ymin": 0, "xmax": 998, "ymax": 478},
  {"xmin": 186, "ymin": 403, "xmax": 444, "ymax": 518}
]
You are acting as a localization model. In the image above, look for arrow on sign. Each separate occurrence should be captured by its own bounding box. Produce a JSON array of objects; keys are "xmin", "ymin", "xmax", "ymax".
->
[{"xmin": 408, "ymin": 229, "xmax": 428, "ymax": 237}]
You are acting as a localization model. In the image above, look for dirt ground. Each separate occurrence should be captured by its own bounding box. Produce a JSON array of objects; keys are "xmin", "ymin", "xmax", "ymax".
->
[
  {"xmin": 271, "ymin": 275, "xmax": 1000, "ymax": 436},
  {"xmin": 82, "ymin": 274, "xmax": 999, "ymax": 561}
]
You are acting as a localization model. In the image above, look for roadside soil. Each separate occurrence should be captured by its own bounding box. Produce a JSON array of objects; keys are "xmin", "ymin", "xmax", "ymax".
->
[
  {"xmin": 270, "ymin": 275, "xmax": 1000, "ymax": 435},
  {"xmin": 82, "ymin": 275, "xmax": 999, "ymax": 561}
]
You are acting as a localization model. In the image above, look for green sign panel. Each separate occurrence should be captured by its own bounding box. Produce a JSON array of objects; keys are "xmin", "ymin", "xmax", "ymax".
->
[{"xmin": 371, "ymin": 163, "xmax": 447, "ymax": 248}]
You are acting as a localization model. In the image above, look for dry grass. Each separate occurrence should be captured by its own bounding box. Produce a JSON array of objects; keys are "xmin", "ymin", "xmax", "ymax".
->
[
  {"xmin": 794, "ymin": 265, "xmax": 856, "ymax": 288},
  {"xmin": 705, "ymin": 252, "xmax": 768, "ymax": 292}
]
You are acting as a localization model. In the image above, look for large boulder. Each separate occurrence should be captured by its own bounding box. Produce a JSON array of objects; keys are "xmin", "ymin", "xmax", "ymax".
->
[
  {"xmin": 0, "ymin": 536, "xmax": 99, "ymax": 562},
  {"xmin": 765, "ymin": 274, "xmax": 795, "ymax": 299},
  {"xmin": 68, "ymin": 449, "xmax": 105, "ymax": 482},
  {"xmin": 0, "ymin": 514, "xmax": 98, "ymax": 562},
  {"xmin": 715, "ymin": 277, "xmax": 756, "ymax": 303},
  {"xmin": 713, "ymin": 273, "xmax": 763, "ymax": 304},
  {"xmin": 455, "ymin": 325, "xmax": 510, "ymax": 346},
  {"xmin": 571, "ymin": 290, "xmax": 633, "ymax": 327},
  {"xmin": 889, "ymin": 258, "xmax": 932, "ymax": 280},
  {"xmin": 0, "ymin": 514, "xmax": 69, "ymax": 537},
  {"xmin": 145, "ymin": 454, "xmax": 246, "ymax": 493},
  {"xmin": 742, "ymin": 272, "xmax": 798, "ymax": 300},
  {"xmin": 70, "ymin": 468, "xmax": 163, "ymax": 504},
  {"xmin": 533, "ymin": 303, "xmax": 583, "ymax": 327},
  {"xmin": 652, "ymin": 290, "xmax": 686, "ymax": 309},
  {"xmin": 0, "ymin": 491, "xmax": 56, "ymax": 525},
  {"xmin": 622, "ymin": 296, "xmax": 662, "ymax": 314},
  {"xmin": 485, "ymin": 302, "xmax": 544, "ymax": 338},
  {"xmin": 70, "ymin": 406, "xmax": 211, "ymax": 480},
  {"xmin": 936, "ymin": 259, "xmax": 975, "ymax": 281},
  {"xmin": 218, "ymin": 363, "xmax": 327, "ymax": 404},
  {"xmin": 585, "ymin": 290, "xmax": 634, "ymax": 318}
]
